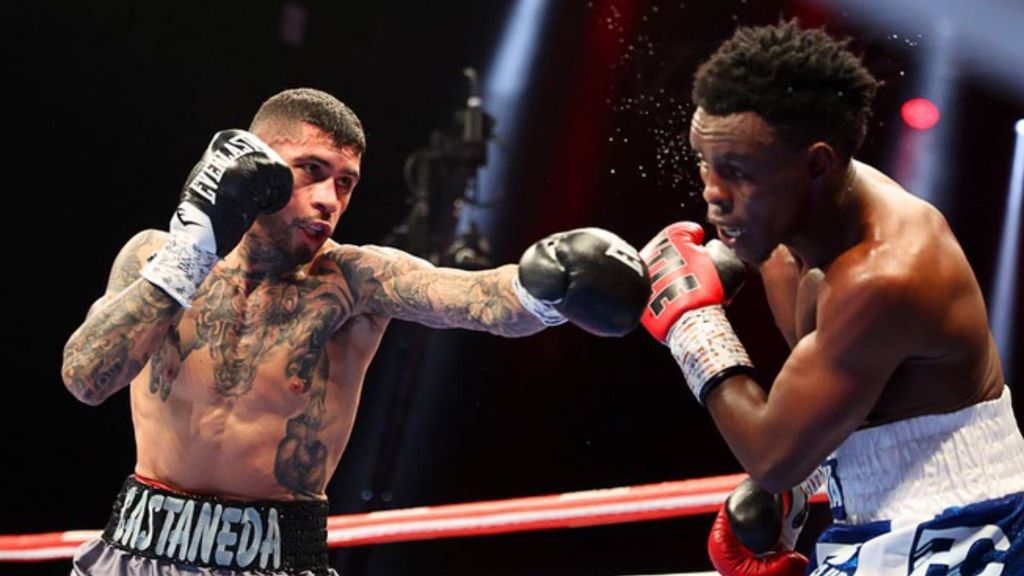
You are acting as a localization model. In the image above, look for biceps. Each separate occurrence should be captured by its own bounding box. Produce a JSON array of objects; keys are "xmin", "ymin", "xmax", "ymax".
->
[
  {"xmin": 105, "ymin": 230, "xmax": 166, "ymax": 295},
  {"xmin": 767, "ymin": 331, "xmax": 897, "ymax": 458},
  {"xmin": 85, "ymin": 293, "xmax": 115, "ymax": 321}
]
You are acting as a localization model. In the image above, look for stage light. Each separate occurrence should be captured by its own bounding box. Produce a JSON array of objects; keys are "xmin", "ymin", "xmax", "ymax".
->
[
  {"xmin": 886, "ymin": 23, "xmax": 958, "ymax": 215},
  {"xmin": 488, "ymin": 0, "xmax": 548, "ymax": 100},
  {"xmin": 461, "ymin": 0, "xmax": 551, "ymax": 236},
  {"xmin": 989, "ymin": 120, "xmax": 1024, "ymax": 385},
  {"xmin": 901, "ymin": 98, "xmax": 941, "ymax": 130}
]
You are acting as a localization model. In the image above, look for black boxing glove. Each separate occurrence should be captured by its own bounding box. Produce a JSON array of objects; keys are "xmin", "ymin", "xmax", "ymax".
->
[
  {"xmin": 174, "ymin": 129, "xmax": 292, "ymax": 256},
  {"xmin": 142, "ymin": 130, "xmax": 293, "ymax": 307},
  {"xmin": 708, "ymin": 502, "xmax": 807, "ymax": 576},
  {"xmin": 708, "ymin": 470, "xmax": 826, "ymax": 576},
  {"xmin": 514, "ymin": 228, "xmax": 651, "ymax": 336}
]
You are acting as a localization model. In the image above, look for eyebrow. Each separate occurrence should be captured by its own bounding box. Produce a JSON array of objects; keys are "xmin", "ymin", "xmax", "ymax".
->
[
  {"xmin": 715, "ymin": 153, "xmax": 753, "ymax": 164},
  {"xmin": 295, "ymin": 154, "xmax": 361, "ymax": 181},
  {"xmin": 693, "ymin": 149, "xmax": 753, "ymax": 165}
]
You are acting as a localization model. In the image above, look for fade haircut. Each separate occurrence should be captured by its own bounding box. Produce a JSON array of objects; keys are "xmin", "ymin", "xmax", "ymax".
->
[
  {"xmin": 693, "ymin": 20, "xmax": 879, "ymax": 159},
  {"xmin": 250, "ymin": 88, "xmax": 366, "ymax": 155}
]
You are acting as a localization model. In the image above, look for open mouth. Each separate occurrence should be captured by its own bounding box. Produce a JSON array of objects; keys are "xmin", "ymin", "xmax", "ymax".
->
[
  {"xmin": 716, "ymin": 225, "xmax": 742, "ymax": 240},
  {"xmin": 300, "ymin": 221, "xmax": 332, "ymax": 243}
]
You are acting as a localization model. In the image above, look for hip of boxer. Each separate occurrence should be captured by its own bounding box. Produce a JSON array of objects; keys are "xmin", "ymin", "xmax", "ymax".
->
[
  {"xmin": 809, "ymin": 492, "xmax": 1024, "ymax": 575},
  {"xmin": 824, "ymin": 386, "xmax": 1024, "ymax": 527},
  {"xmin": 72, "ymin": 475, "xmax": 333, "ymax": 576},
  {"xmin": 806, "ymin": 386, "xmax": 1024, "ymax": 575}
]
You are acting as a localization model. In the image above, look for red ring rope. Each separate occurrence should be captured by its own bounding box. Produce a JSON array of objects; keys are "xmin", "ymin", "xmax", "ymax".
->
[{"xmin": 0, "ymin": 473, "xmax": 827, "ymax": 562}]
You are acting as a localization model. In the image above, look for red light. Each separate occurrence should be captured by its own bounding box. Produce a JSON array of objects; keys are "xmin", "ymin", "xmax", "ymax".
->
[{"xmin": 901, "ymin": 98, "xmax": 940, "ymax": 130}]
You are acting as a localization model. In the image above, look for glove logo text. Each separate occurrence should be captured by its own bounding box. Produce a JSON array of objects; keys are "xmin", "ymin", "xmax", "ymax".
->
[{"xmin": 188, "ymin": 134, "xmax": 261, "ymax": 204}]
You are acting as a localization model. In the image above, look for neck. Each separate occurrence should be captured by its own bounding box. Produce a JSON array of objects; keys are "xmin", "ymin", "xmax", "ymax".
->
[
  {"xmin": 226, "ymin": 229, "xmax": 307, "ymax": 280},
  {"xmin": 786, "ymin": 161, "xmax": 863, "ymax": 271}
]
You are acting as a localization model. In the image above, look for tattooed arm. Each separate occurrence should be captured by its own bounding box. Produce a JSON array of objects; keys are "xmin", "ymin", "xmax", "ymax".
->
[
  {"xmin": 328, "ymin": 245, "xmax": 546, "ymax": 338},
  {"xmin": 61, "ymin": 230, "xmax": 182, "ymax": 405}
]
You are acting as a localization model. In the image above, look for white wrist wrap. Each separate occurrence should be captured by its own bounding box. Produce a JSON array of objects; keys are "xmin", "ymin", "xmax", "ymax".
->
[
  {"xmin": 666, "ymin": 305, "xmax": 754, "ymax": 404},
  {"xmin": 141, "ymin": 231, "xmax": 219, "ymax": 308},
  {"xmin": 512, "ymin": 273, "xmax": 568, "ymax": 327}
]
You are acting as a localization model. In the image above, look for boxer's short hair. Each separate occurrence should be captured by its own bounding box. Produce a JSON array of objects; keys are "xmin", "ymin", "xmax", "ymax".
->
[
  {"xmin": 251, "ymin": 87, "xmax": 366, "ymax": 155},
  {"xmin": 693, "ymin": 20, "xmax": 879, "ymax": 159}
]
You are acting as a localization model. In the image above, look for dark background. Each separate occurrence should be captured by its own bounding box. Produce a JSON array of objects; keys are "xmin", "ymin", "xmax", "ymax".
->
[{"xmin": 3, "ymin": 1, "xmax": 1022, "ymax": 575}]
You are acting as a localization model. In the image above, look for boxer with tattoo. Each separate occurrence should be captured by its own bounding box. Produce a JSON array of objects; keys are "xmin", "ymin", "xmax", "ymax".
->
[{"xmin": 61, "ymin": 88, "xmax": 650, "ymax": 576}]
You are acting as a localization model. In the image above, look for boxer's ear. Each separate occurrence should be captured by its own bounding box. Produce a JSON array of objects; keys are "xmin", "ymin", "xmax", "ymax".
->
[{"xmin": 806, "ymin": 142, "xmax": 836, "ymax": 182}]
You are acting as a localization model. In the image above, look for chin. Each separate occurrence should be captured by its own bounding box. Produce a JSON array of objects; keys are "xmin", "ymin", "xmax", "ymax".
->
[
  {"xmin": 291, "ymin": 233, "xmax": 327, "ymax": 264},
  {"xmin": 294, "ymin": 245, "xmax": 316, "ymax": 264},
  {"xmin": 734, "ymin": 240, "xmax": 774, "ymax": 265}
]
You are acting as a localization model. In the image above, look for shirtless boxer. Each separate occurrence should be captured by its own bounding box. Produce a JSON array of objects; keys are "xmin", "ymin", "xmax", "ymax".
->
[
  {"xmin": 60, "ymin": 88, "xmax": 650, "ymax": 575},
  {"xmin": 639, "ymin": 21, "xmax": 1024, "ymax": 575}
]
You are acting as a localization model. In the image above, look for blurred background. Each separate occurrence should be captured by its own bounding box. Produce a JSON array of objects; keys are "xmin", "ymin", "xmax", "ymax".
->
[{"xmin": 2, "ymin": 0, "xmax": 1022, "ymax": 574}]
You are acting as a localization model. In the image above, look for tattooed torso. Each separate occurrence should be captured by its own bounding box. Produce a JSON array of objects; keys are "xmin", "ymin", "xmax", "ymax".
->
[
  {"xmin": 132, "ymin": 240, "xmax": 390, "ymax": 502},
  {"xmin": 63, "ymin": 227, "xmax": 539, "ymax": 502}
]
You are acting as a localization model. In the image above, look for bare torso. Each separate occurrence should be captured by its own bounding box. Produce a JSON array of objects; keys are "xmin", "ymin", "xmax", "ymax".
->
[
  {"xmin": 131, "ymin": 240, "xmax": 389, "ymax": 501},
  {"xmin": 60, "ymin": 120, "xmax": 545, "ymax": 504},
  {"xmin": 760, "ymin": 161, "xmax": 1004, "ymax": 427}
]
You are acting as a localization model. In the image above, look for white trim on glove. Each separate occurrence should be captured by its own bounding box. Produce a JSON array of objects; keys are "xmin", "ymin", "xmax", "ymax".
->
[
  {"xmin": 512, "ymin": 273, "xmax": 568, "ymax": 327},
  {"xmin": 779, "ymin": 466, "xmax": 828, "ymax": 551}
]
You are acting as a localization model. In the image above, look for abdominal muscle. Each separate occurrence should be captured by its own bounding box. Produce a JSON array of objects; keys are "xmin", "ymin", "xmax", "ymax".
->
[{"xmin": 129, "ymin": 337, "xmax": 367, "ymax": 502}]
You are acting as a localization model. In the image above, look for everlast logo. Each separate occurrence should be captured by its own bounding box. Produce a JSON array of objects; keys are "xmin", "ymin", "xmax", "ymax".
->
[
  {"xmin": 188, "ymin": 132, "xmax": 263, "ymax": 205},
  {"xmin": 110, "ymin": 485, "xmax": 282, "ymax": 570}
]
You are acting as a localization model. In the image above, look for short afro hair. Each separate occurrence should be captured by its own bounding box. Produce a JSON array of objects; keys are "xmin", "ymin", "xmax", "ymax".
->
[
  {"xmin": 693, "ymin": 20, "xmax": 878, "ymax": 158},
  {"xmin": 250, "ymin": 87, "xmax": 366, "ymax": 155}
]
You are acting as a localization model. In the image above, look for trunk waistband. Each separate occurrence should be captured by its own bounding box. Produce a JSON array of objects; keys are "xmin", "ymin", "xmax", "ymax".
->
[
  {"xmin": 101, "ymin": 475, "xmax": 329, "ymax": 575},
  {"xmin": 825, "ymin": 387, "xmax": 1024, "ymax": 526}
]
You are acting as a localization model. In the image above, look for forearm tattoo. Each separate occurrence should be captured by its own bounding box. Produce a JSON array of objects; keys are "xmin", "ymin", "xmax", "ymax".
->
[
  {"xmin": 330, "ymin": 250, "xmax": 544, "ymax": 337},
  {"xmin": 64, "ymin": 231, "xmax": 182, "ymax": 403},
  {"xmin": 63, "ymin": 281, "xmax": 180, "ymax": 403}
]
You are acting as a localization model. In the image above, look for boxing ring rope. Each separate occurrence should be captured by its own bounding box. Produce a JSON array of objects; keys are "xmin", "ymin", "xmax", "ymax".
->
[{"xmin": 0, "ymin": 472, "xmax": 827, "ymax": 566}]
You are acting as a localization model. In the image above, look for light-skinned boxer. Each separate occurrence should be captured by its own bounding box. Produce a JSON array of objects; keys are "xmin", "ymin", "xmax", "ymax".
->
[{"xmin": 61, "ymin": 88, "xmax": 651, "ymax": 576}]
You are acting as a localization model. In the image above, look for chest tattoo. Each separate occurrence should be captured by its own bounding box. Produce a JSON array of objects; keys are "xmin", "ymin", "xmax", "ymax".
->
[
  {"xmin": 275, "ymin": 354, "xmax": 331, "ymax": 497},
  {"xmin": 148, "ymin": 269, "xmax": 350, "ymax": 399}
]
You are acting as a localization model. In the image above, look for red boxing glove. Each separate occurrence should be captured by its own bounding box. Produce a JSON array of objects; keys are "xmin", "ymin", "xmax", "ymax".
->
[
  {"xmin": 708, "ymin": 503, "xmax": 808, "ymax": 576},
  {"xmin": 639, "ymin": 222, "xmax": 752, "ymax": 403},
  {"xmin": 640, "ymin": 222, "xmax": 725, "ymax": 342}
]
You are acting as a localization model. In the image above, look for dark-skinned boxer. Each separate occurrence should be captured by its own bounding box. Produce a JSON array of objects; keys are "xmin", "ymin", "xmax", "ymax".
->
[{"xmin": 641, "ymin": 21, "xmax": 1024, "ymax": 576}]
